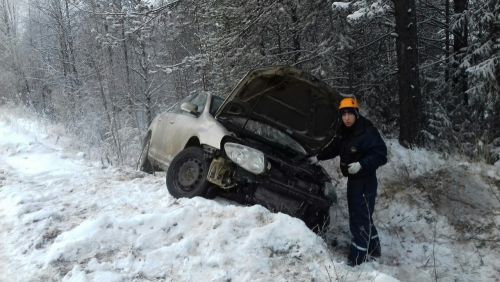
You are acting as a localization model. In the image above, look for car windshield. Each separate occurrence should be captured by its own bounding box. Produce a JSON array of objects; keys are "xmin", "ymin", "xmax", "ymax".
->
[
  {"xmin": 210, "ymin": 95, "xmax": 224, "ymax": 116},
  {"xmin": 228, "ymin": 117, "xmax": 306, "ymax": 155}
]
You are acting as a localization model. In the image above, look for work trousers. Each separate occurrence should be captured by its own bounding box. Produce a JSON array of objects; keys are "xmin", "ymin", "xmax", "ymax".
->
[{"xmin": 347, "ymin": 175, "xmax": 380, "ymax": 263}]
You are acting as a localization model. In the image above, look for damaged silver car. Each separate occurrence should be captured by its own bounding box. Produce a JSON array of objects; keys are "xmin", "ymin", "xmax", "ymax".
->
[{"xmin": 138, "ymin": 66, "xmax": 341, "ymax": 232}]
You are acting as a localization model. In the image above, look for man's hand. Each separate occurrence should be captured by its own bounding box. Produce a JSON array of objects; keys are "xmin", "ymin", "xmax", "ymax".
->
[{"xmin": 348, "ymin": 162, "xmax": 361, "ymax": 174}]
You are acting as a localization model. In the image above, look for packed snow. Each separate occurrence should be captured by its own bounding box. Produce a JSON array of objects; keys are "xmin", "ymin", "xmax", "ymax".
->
[
  {"xmin": 332, "ymin": 2, "xmax": 351, "ymax": 11},
  {"xmin": 0, "ymin": 106, "xmax": 499, "ymax": 281},
  {"xmin": 341, "ymin": 0, "xmax": 391, "ymax": 22}
]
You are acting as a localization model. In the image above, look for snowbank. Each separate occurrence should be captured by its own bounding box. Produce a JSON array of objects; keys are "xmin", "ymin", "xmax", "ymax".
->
[{"xmin": 0, "ymin": 106, "xmax": 400, "ymax": 281}]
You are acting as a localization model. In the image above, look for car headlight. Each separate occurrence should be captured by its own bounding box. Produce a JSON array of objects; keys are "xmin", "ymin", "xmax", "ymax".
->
[{"xmin": 224, "ymin": 142, "xmax": 266, "ymax": 174}]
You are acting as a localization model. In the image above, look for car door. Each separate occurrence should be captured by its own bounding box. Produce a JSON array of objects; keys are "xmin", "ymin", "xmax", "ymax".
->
[{"xmin": 158, "ymin": 92, "xmax": 208, "ymax": 165}]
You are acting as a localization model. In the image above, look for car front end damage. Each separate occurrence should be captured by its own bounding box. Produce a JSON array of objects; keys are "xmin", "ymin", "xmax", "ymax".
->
[
  {"xmin": 143, "ymin": 66, "xmax": 343, "ymax": 232},
  {"xmin": 201, "ymin": 66, "xmax": 342, "ymax": 231},
  {"xmin": 204, "ymin": 136, "xmax": 337, "ymax": 231}
]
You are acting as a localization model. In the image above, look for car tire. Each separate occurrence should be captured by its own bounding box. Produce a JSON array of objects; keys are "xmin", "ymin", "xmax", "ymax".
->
[
  {"xmin": 138, "ymin": 133, "xmax": 154, "ymax": 173},
  {"xmin": 166, "ymin": 147, "xmax": 210, "ymax": 198}
]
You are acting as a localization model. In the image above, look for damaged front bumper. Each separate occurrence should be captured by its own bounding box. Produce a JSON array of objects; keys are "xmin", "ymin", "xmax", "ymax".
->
[{"xmin": 207, "ymin": 154, "xmax": 335, "ymax": 213}]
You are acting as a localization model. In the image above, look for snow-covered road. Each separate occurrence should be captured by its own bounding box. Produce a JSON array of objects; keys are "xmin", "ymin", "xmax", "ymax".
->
[{"xmin": 1, "ymin": 107, "xmax": 499, "ymax": 281}]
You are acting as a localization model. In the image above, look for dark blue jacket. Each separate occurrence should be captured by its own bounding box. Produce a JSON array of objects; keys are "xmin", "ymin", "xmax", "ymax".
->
[{"xmin": 317, "ymin": 116, "xmax": 387, "ymax": 178}]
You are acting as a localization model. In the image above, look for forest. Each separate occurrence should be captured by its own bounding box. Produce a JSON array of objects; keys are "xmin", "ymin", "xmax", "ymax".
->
[{"xmin": 0, "ymin": 0, "xmax": 498, "ymax": 166}]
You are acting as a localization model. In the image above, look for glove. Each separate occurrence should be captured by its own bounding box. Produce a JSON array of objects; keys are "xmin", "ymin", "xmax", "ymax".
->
[
  {"xmin": 307, "ymin": 156, "xmax": 319, "ymax": 164},
  {"xmin": 348, "ymin": 162, "xmax": 361, "ymax": 174}
]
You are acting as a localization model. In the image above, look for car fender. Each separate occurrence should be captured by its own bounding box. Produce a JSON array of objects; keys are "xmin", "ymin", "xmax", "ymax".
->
[{"xmin": 188, "ymin": 111, "xmax": 230, "ymax": 150}]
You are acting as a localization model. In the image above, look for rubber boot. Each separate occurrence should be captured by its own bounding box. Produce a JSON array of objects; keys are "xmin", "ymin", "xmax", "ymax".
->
[{"xmin": 368, "ymin": 238, "xmax": 381, "ymax": 258}]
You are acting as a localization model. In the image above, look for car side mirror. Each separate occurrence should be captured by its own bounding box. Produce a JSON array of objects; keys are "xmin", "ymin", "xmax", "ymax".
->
[{"xmin": 181, "ymin": 102, "xmax": 198, "ymax": 114}]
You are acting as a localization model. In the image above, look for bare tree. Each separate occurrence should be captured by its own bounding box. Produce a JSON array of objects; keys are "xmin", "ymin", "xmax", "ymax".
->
[
  {"xmin": 0, "ymin": 0, "xmax": 496, "ymax": 165},
  {"xmin": 0, "ymin": 0, "xmax": 32, "ymax": 104}
]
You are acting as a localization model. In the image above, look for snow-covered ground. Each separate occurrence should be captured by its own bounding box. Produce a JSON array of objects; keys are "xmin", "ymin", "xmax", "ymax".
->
[{"xmin": 0, "ymin": 106, "xmax": 499, "ymax": 281}]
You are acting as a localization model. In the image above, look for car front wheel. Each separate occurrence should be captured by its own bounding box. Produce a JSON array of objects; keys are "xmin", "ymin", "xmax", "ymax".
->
[{"xmin": 166, "ymin": 147, "xmax": 210, "ymax": 198}]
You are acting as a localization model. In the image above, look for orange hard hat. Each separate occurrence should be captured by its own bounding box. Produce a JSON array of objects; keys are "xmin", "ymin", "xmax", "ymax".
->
[{"xmin": 338, "ymin": 97, "xmax": 359, "ymax": 110}]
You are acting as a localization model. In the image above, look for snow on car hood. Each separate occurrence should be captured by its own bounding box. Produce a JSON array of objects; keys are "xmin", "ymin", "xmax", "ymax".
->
[{"xmin": 216, "ymin": 66, "xmax": 341, "ymax": 154}]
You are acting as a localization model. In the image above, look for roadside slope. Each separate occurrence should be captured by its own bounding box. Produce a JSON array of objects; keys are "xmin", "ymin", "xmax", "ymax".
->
[
  {"xmin": 324, "ymin": 141, "xmax": 500, "ymax": 281},
  {"xmin": 1, "ymin": 106, "xmax": 498, "ymax": 281},
  {"xmin": 0, "ymin": 108, "xmax": 394, "ymax": 281}
]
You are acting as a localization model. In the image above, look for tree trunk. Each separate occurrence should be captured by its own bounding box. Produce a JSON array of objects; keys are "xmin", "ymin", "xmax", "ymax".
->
[
  {"xmin": 52, "ymin": 0, "xmax": 70, "ymax": 79},
  {"xmin": 445, "ymin": 0, "xmax": 450, "ymax": 85},
  {"xmin": 140, "ymin": 38, "xmax": 153, "ymax": 126},
  {"xmin": 115, "ymin": 0, "xmax": 140, "ymax": 129},
  {"xmin": 289, "ymin": 3, "xmax": 301, "ymax": 63},
  {"xmin": 91, "ymin": 55, "xmax": 123, "ymax": 164},
  {"xmin": 348, "ymin": 52, "xmax": 354, "ymax": 95},
  {"xmin": 453, "ymin": 0, "xmax": 468, "ymax": 105},
  {"xmin": 394, "ymin": 0, "xmax": 422, "ymax": 148},
  {"xmin": 491, "ymin": 17, "xmax": 500, "ymax": 152}
]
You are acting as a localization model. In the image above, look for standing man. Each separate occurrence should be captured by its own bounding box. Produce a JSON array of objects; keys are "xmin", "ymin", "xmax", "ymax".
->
[{"xmin": 317, "ymin": 97, "xmax": 387, "ymax": 266}]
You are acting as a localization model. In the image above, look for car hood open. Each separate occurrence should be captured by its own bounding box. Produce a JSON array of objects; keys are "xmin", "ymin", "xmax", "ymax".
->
[{"xmin": 216, "ymin": 66, "xmax": 342, "ymax": 155}]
